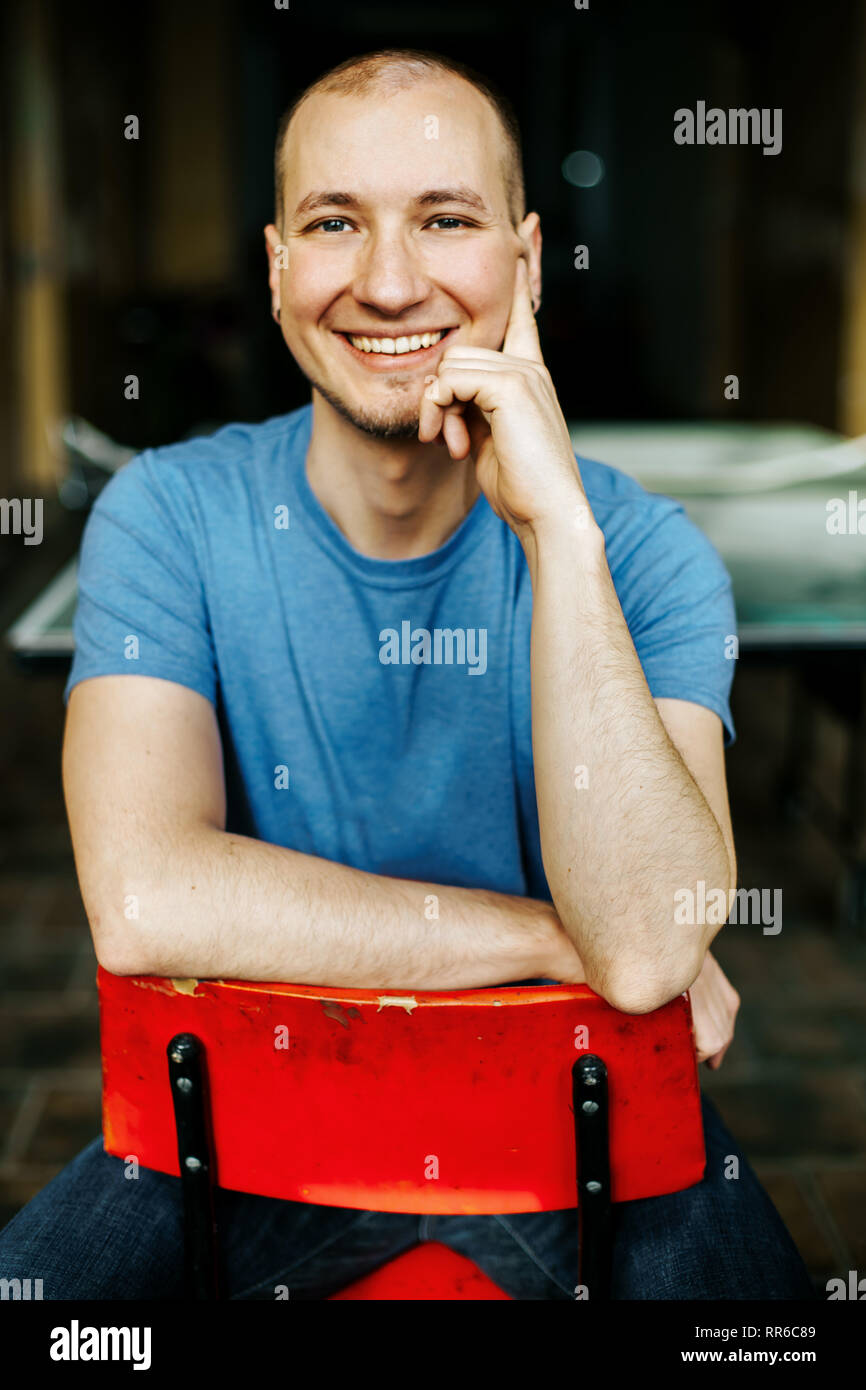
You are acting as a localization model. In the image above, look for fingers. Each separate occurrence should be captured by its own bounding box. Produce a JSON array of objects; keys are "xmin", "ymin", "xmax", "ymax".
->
[
  {"xmin": 419, "ymin": 353, "xmax": 545, "ymax": 458},
  {"xmin": 424, "ymin": 361, "xmax": 521, "ymax": 411},
  {"xmin": 418, "ymin": 375, "xmax": 444, "ymax": 444},
  {"xmin": 503, "ymin": 257, "xmax": 543, "ymax": 364},
  {"xmin": 421, "ymin": 368, "xmax": 493, "ymax": 413},
  {"xmin": 417, "ymin": 259, "xmax": 544, "ymax": 456},
  {"xmin": 438, "ymin": 345, "xmax": 541, "ymax": 366},
  {"xmin": 442, "ymin": 409, "xmax": 471, "ymax": 460},
  {"xmin": 695, "ymin": 1004, "xmax": 737, "ymax": 1067},
  {"xmin": 691, "ymin": 952, "xmax": 739, "ymax": 1070},
  {"xmin": 706, "ymin": 1040, "xmax": 733, "ymax": 1069},
  {"xmin": 418, "ymin": 374, "xmax": 473, "ymax": 459}
]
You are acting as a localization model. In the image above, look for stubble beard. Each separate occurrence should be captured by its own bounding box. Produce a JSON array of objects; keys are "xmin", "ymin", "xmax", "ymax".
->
[{"xmin": 310, "ymin": 372, "xmax": 423, "ymax": 440}]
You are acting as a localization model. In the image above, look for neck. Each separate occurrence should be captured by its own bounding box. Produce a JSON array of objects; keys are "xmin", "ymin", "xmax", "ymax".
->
[{"xmin": 305, "ymin": 390, "xmax": 481, "ymax": 559}]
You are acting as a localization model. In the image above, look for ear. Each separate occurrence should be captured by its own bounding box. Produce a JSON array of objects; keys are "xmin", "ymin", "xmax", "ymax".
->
[
  {"xmin": 516, "ymin": 212, "xmax": 542, "ymax": 311},
  {"xmin": 264, "ymin": 224, "xmax": 282, "ymax": 311}
]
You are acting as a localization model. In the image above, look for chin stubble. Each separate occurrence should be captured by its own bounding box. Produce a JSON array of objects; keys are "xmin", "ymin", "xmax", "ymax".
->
[{"xmin": 309, "ymin": 376, "xmax": 423, "ymax": 440}]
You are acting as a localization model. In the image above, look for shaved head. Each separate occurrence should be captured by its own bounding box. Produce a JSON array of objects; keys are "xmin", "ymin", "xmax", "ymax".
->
[{"xmin": 274, "ymin": 48, "xmax": 525, "ymax": 234}]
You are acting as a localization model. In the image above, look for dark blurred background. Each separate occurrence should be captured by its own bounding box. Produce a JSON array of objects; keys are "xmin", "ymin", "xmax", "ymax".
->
[
  {"xmin": 2, "ymin": 0, "xmax": 864, "ymax": 461},
  {"xmin": 1, "ymin": 0, "xmax": 865, "ymax": 1294}
]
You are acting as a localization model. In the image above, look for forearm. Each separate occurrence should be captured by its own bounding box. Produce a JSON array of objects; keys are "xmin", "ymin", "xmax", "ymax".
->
[
  {"xmin": 98, "ymin": 825, "xmax": 586, "ymax": 990},
  {"xmin": 522, "ymin": 519, "xmax": 732, "ymax": 1010}
]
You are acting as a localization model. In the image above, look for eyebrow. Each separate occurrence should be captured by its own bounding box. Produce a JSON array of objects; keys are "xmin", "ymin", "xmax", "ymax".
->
[
  {"xmin": 291, "ymin": 187, "xmax": 491, "ymax": 219},
  {"xmin": 416, "ymin": 188, "xmax": 490, "ymax": 213}
]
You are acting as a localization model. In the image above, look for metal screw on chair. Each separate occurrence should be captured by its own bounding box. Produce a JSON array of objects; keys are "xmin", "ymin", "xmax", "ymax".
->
[
  {"xmin": 185, "ymin": 1156, "xmax": 203, "ymax": 1172},
  {"xmin": 586, "ymin": 1180, "xmax": 603, "ymax": 1194},
  {"xmin": 582, "ymin": 1099, "xmax": 598, "ymax": 1114},
  {"xmin": 176, "ymin": 1076, "xmax": 193, "ymax": 1093},
  {"xmin": 169, "ymin": 1048, "xmax": 185, "ymax": 1063}
]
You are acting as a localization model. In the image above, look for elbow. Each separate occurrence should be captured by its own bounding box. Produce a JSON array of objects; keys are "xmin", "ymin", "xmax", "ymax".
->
[
  {"xmin": 92, "ymin": 925, "xmax": 153, "ymax": 978},
  {"xmin": 602, "ymin": 977, "xmax": 682, "ymax": 1016},
  {"xmin": 75, "ymin": 836, "xmax": 193, "ymax": 978},
  {"xmin": 86, "ymin": 894, "xmax": 158, "ymax": 978},
  {"xmin": 597, "ymin": 954, "xmax": 702, "ymax": 1016},
  {"xmin": 95, "ymin": 941, "xmax": 151, "ymax": 977}
]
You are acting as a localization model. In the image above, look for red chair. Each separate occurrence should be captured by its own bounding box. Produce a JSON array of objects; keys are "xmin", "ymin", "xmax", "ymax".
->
[{"xmin": 97, "ymin": 968, "xmax": 705, "ymax": 1300}]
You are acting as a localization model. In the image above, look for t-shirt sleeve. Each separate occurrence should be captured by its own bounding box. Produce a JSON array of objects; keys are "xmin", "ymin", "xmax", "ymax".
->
[
  {"xmin": 63, "ymin": 451, "xmax": 217, "ymax": 707},
  {"xmin": 615, "ymin": 499, "xmax": 737, "ymax": 746}
]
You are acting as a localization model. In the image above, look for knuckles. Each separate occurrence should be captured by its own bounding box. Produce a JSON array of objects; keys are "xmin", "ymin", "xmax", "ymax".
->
[{"xmin": 436, "ymin": 359, "xmax": 549, "ymax": 392}]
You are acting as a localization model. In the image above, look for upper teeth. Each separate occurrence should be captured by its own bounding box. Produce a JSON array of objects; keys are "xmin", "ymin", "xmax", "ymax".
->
[{"xmin": 347, "ymin": 330, "xmax": 447, "ymax": 354}]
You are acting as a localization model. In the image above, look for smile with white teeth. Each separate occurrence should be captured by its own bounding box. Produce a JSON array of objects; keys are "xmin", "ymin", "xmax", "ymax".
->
[{"xmin": 345, "ymin": 329, "xmax": 449, "ymax": 354}]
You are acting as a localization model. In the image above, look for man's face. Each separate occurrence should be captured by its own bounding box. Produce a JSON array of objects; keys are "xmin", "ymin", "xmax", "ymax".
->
[{"xmin": 266, "ymin": 76, "xmax": 539, "ymax": 438}]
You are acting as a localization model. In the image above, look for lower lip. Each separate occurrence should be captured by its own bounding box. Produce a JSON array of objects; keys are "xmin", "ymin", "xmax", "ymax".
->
[{"xmin": 336, "ymin": 328, "xmax": 457, "ymax": 370}]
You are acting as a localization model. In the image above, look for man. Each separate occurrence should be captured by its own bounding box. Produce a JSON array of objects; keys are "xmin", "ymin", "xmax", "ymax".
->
[{"xmin": 0, "ymin": 49, "xmax": 814, "ymax": 1300}]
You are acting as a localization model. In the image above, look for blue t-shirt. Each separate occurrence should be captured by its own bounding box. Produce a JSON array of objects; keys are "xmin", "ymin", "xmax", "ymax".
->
[{"xmin": 64, "ymin": 403, "xmax": 736, "ymax": 905}]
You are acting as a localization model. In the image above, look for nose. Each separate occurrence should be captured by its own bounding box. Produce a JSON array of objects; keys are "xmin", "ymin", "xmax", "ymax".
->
[{"xmin": 351, "ymin": 228, "xmax": 431, "ymax": 318}]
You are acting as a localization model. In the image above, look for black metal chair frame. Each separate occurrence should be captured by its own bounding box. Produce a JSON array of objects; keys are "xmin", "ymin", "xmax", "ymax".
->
[{"xmin": 167, "ymin": 1033, "xmax": 612, "ymax": 1301}]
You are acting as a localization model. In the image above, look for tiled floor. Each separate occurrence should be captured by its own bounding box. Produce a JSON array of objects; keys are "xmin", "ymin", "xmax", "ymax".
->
[{"xmin": 1, "ymin": 567, "xmax": 864, "ymax": 1295}]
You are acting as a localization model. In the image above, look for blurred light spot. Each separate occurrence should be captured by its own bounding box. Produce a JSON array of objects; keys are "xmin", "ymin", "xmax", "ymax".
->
[
  {"xmin": 58, "ymin": 477, "xmax": 90, "ymax": 510},
  {"xmin": 562, "ymin": 151, "xmax": 605, "ymax": 188}
]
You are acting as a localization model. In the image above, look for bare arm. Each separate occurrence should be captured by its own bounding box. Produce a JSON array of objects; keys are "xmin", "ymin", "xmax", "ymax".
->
[
  {"xmin": 419, "ymin": 257, "xmax": 736, "ymax": 1015},
  {"xmin": 63, "ymin": 674, "xmax": 585, "ymax": 991},
  {"xmin": 522, "ymin": 521, "xmax": 737, "ymax": 1013}
]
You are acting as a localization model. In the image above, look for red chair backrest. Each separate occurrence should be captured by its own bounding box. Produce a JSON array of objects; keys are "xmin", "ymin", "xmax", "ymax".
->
[{"xmin": 98, "ymin": 969, "xmax": 705, "ymax": 1213}]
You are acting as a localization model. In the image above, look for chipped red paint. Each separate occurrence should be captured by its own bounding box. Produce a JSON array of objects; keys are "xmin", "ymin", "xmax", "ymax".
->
[
  {"xmin": 320, "ymin": 1001, "xmax": 364, "ymax": 1029},
  {"xmin": 99, "ymin": 969, "xmax": 705, "ymax": 1215}
]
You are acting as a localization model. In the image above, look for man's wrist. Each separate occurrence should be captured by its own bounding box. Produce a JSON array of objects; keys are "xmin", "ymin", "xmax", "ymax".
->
[
  {"xmin": 520, "ymin": 896, "xmax": 585, "ymax": 983},
  {"xmin": 518, "ymin": 498, "xmax": 606, "ymax": 581}
]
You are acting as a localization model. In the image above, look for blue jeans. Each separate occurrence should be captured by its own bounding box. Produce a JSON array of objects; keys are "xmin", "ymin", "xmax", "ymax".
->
[{"xmin": 0, "ymin": 1093, "xmax": 816, "ymax": 1300}]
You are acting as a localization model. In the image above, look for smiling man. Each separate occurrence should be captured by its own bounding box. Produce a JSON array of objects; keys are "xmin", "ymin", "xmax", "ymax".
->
[{"xmin": 0, "ymin": 49, "xmax": 815, "ymax": 1301}]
